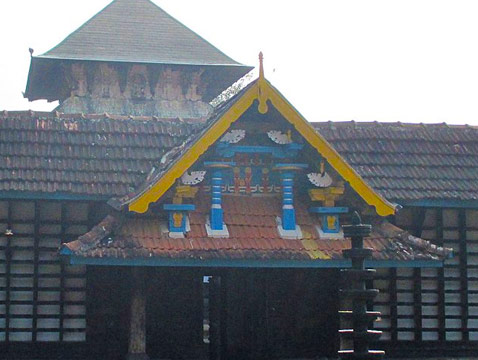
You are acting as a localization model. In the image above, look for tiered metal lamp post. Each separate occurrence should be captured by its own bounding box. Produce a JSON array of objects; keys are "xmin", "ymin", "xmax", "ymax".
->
[{"xmin": 339, "ymin": 212, "xmax": 385, "ymax": 360}]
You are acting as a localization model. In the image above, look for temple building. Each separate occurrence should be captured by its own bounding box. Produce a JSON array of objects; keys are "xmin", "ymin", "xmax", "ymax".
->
[{"xmin": 0, "ymin": 0, "xmax": 476, "ymax": 359}]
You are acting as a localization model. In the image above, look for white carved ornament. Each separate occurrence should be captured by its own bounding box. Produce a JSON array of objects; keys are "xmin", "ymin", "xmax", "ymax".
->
[
  {"xmin": 220, "ymin": 129, "xmax": 246, "ymax": 144},
  {"xmin": 267, "ymin": 130, "xmax": 292, "ymax": 144},
  {"xmin": 307, "ymin": 172, "xmax": 333, "ymax": 188},
  {"xmin": 181, "ymin": 171, "xmax": 206, "ymax": 185}
]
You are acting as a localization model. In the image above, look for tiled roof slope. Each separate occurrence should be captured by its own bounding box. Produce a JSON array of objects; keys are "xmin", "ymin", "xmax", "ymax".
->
[
  {"xmin": 63, "ymin": 195, "xmax": 451, "ymax": 262},
  {"xmin": 40, "ymin": 0, "xmax": 244, "ymax": 66},
  {"xmin": 0, "ymin": 111, "xmax": 200, "ymax": 196},
  {"xmin": 316, "ymin": 121, "xmax": 478, "ymax": 202},
  {"xmin": 1, "ymin": 110, "xmax": 477, "ymax": 203}
]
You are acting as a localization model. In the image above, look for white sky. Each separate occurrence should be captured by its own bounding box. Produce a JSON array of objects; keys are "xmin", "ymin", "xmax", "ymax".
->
[{"xmin": 1, "ymin": 0, "xmax": 478, "ymax": 124}]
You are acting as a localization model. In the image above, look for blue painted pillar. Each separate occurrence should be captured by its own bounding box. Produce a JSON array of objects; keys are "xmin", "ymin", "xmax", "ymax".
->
[
  {"xmin": 281, "ymin": 172, "xmax": 296, "ymax": 230},
  {"xmin": 211, "ymin": 170, "xmax": 224, "ymax": 230}
]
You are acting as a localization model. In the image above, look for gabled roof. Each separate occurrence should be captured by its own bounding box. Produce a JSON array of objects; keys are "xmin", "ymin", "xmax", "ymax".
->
[
  {"xmin": 39, "ymin": 0, "xmax": 245, "ymax": 67},
  {"xmin": 24, "ymin": 0, "xmax": 252, "ymax": 102},
  {"xmin": 61, "ymin": 194, "xmax": 451, "ymax": 267},
  {"xmin": 116, "ymin": 74, "xmax": 397, "ymax": 216}
]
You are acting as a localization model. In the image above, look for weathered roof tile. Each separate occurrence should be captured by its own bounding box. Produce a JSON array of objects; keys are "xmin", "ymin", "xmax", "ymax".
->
[
  {"xmin": 63, "ymin": 194, "xmax": 451, "ymax": 262},
  {"xmin": 316, "ymin": 122, "xmax": 478, "ymax": 201},
  {"xmin": 40, "ymin": 0, "xmax": 245, "ymax": 66},
  {"xmin": 0, "ymin": 111, "xmax": 199, "ymax": 197},
  {"xmin": 1, "ymin": 111, "xmax": 477, "ymax": 203}
]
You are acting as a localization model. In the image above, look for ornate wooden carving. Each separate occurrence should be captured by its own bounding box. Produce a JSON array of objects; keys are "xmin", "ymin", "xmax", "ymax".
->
[{"xmin": 56, "ymin": 62, "xmax": 212, "ymax": 117}]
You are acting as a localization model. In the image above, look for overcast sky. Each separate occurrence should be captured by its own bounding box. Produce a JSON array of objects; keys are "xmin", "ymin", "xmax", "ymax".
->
[{"xmin": 1, "ymin": 0, "xmax": 478, "ymax": 124}]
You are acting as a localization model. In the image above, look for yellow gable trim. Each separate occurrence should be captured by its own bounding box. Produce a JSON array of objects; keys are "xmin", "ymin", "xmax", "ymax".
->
[
  {"xmin": 261, "ymin": 80, "xmax": 396, "ymax": 216},
  {"xmin": 128, "ymin": 84, "xmax": 258, "ymax": 213},
  {"xmin": 129, "ymin": 77, "xmax": 397, "ymax": 216}
]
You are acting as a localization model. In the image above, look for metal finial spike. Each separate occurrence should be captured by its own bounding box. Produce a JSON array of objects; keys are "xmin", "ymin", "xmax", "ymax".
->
[
  {"xmin": 351, "ymin": 211, "xmax": 362, "ymax": 225},
  {"xmin": 259, "ymin": 52, "xmax": 264, "ymax": 80},
  {"xmin": 257, "ymin": 51, "xmax": 268, "ymax": 114}
]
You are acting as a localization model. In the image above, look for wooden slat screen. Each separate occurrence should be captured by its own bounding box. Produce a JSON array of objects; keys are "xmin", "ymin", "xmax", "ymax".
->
[
  {"xmin": 0, "ymin": 200, "xmax": 87, "ymax": 342},
  {"xmin": 373, "ymin": 268, "xmax": 393, "ymax": 341},
  {"xmin": 383, "ymin": 206, "xmax": 478, "ymax": 348},
  {"xmin": 395, "ymin": 267, "xmax": 415, "ymax": 340},
  {"xmin": 466, "ymin": 209, "xmax": 478, "ymax": 341}
]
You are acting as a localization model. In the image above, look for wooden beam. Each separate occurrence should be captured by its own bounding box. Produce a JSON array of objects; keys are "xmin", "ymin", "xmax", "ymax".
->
[
  {"xmin": 4, "ymin": 201, "xmax": 12, "ymax": 342},
  {"xmin": 458, "ymin": 209, "xmax": 469, "ymax": 341},
  {"xmin": 32, "ymin": 201, "xmax": 40, "ymax": 342},
  {"xmin": 436, "ymin": 208, "xmax": 446, "ymax": 342},
  {"xmin": 219, "ymin": 272, "xmax": 228, "ymax": 360},
  {"xmin": 127, "ymin": 268, "xmax": 149, "ymax": 360},
  {"xmin": 389, "ymin": 268, "xmax": 398, "ymax": 343},
  {"xmin": 411, "ymin": 207, "xmax": 426, "ymax": 238},
  {"xmin": 413, "ymin": 268, "xmax": 422, "ymax": 341},
  {"xmin": 411, "ymin": 207, "xmax": 425, "ymax": 342}
]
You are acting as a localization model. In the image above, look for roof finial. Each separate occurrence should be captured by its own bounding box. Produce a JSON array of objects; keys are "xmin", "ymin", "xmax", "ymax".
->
[
  {"xmin": 257, "ymin": 51, "xmax": 268, "ymax": 114},
  {"xmin": 259, "ymin": 52, "xmax": 264, "ymax": 80}
]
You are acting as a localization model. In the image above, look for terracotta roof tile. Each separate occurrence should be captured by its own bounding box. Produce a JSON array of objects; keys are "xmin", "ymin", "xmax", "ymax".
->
[
  {"xmin": 315, "ymin": 121, "xmax": 478, "ymax": 201},
  {"xmin": 63, "ymin": 194, "xmax": 451, "ymax": 263},
  {"xmin": 0, "ymin": 111, "xmax": 199, "ymax": 197},
  {"xmin": 2, "ymin": 110, "xmax": 477, "ymax": 203}
]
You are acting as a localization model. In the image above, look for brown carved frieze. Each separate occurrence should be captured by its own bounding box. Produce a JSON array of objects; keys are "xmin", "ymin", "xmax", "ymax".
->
[
  {"xmin": 125, "ymin": 65, "xmax": 152, "ymax": 100},
  {"xmin": 70, "ymin": 63, "xmax": 88, "ymax": 97},
  {"xmin": 91, "ymin": 63, "xmax": 122, "ymax": 99},
  {"xmin": 57, "ymin": 63, "xmax": 212, "ymax": 117}
]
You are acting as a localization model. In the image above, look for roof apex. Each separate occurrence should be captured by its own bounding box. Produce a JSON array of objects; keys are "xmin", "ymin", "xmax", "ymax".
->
[
  {"xmin": 121, "ymin": 72, "xmax": 397, "ymax": 217},
  {"xmin": 38, "ymin": 0, "xmax": 246, "ymax": 67}
]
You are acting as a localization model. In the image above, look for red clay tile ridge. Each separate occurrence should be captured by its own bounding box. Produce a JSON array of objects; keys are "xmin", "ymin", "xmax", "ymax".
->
[
  {"xmin": 61, "ymin": 213, "xmax": 453, "ymax": 263},
  {"xmin": 375, "ymin": 221, "xmax": 453, "ymax": 259},
  {"xmin": 316, "ymin": 120, "xmax": 478, "ymax": 130},
  {"xmin": 64, "ymin": 215, "xmax": 120, "ymax": 254}
]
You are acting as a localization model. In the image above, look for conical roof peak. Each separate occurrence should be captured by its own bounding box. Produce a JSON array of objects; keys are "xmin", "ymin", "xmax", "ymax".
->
[{"xmin": 39, "ymin": 0, "xmax": 244, "ymax": 66}]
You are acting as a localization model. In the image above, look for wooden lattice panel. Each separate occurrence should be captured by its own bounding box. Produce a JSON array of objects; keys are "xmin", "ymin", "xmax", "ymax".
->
[
  {"xmin": 396, "ymin": 267, "xmax": 415, "ymax": 341},
  {"xmin": 373, "ymin": 268, "xmax": 392, "ymax": 341},
  {"xmin": 466, "ymin": 209, "xmax": 478, "ymax": 341},
  {"xmin": 387, "ymin": 206, "xmax": 478, "ymax": 349},
  {"xmin": 0, "ymin": 201, "xmax": 87, "ymax": 342}
]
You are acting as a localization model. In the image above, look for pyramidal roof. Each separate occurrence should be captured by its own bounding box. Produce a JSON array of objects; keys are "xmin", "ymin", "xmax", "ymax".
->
[{"xmin": 39, "ymin": 0, "xmax": 245, "ymax": 66}]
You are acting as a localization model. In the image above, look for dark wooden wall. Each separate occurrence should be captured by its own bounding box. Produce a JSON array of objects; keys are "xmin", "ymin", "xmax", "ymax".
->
[
  {"xmin": 86, "ymin": 267, "xmax": 209, "ymax": 360},
  {"xmin": 4, "ymin": 198, "xmax": 477, "ymax": 358},
  {"xmin": 146, "ymin": 268, "xmax": 204, "ymax": 360},
  {"xmin": 85, "ymin": 267, "xmax": 340, "ymax": 360},
  {"xmin": 0, "ymin": 199, "xmax": 341, "ymax": 360},
  {"xmin": 224, "ymin": 268, "xmax": 340, "ymax": 360}
]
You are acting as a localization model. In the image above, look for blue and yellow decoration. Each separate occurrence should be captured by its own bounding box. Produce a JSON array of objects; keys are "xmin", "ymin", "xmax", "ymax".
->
[{"xmin": 128, "ymin": 53, "xmax": 397, "ymax": 218}]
